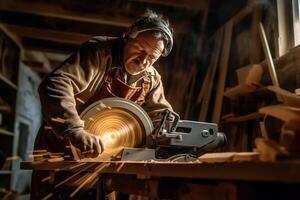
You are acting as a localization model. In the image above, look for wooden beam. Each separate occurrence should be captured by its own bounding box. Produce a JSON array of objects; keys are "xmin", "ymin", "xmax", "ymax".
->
[
  {"xmin": 23, "ymin": 50, "xmax": 52, "ymax": 72},
  {"xmin": 212, "ymin": 21, "xmax": 233, "ymax": 123},
  {"xmin": 22, "ymin": 38, "xmax": 78, "ymax": 54},
  {"xmin": 0, "ymin": 10, "xmax": 126, "ymax": 37},
  {"xmin": 199, "ymin": 28, "xmax": 224, "ymax": 121},
  {"xmin": 3, "ymin": 24, "xmax": 90, "ymax": 45},
  {"xmin": 130, "ymin": 0, "xmax": 209, "ymax": 10},
  {"xmin": 0, "ymin": 0, "xmax": 132, "ymax": 27},
  {"xmin": 44, "ymin": 52, "xmax": 69, "ymax": 63},
  {"xmin": 0, "ymin": 23, "xmax": 24, "ymax": 59}
]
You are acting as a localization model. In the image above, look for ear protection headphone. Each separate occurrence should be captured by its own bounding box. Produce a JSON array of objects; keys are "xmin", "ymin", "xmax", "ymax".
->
[{"xmin": 126, "ymin": 16, "xmax": 173, "ymax": 57}]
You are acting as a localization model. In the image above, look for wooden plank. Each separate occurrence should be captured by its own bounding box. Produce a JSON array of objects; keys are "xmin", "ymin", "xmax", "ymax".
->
[
  {"xmin": 255, "ymin": 138, "xmax": 288, "ymax": 162},
  {"xmin": 0, "ymin": 73, "xmax": 17, "ymax": 90},
  {"xmin": 223, "ymin": 83, "xmax": 258, "ymax": 100},
  {"xmin": 198, "ymin": 152, "xmax": 260, "ymax": 163},
  {"xmin": 266, "ymin": 86, "xmax": 300, "ymax": 107},
  {"xmin": 199, "ymin": 28, "xmax": 224, "ymax": 121},
  {"xmin": 0, "ymin": 0, "xmax": 132, "ymax": 27},
  {"xmin": 0, "ymin": 129, "xmax": 14, "ymax": 137},
  {"xmin": 222, "ymin": 112, "xmax": 264, "ymax": 123},
  {"xmin": 0, "ymin": 23, "xmax": 22, "ymax": 49},
  {"xmin": 4, "ymin": 24, "xmax": 90, "ymax": 45},
  {"xmin": 21, "ymin": 160, "xmax": 300, "ymax": 183},
  {"xmin": 211, "ymin": 21, "xmax": 233, "ymax": 123},
  {"xmin": 198, "ymin": 152, "xmax": 236, "ymax": 162},
  {"xmin": 0, "ymin": 170, "xmax": 12, "ymax": 174},
  {"xmin": 259, "ymin": 105, "xmax": 300, "ymax": 122},
  {"xmin": 130, "ymin": 0, "xmax": 209, "ymax": 10}
]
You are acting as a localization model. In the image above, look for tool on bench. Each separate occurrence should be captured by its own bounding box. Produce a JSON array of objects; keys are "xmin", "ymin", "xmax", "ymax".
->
[{"xmin": 70, "ymin": 97, "xmax": 226, "ymax": 162}]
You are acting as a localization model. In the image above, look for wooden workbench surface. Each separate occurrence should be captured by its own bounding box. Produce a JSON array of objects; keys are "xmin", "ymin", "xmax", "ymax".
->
[{"xmin": 21, "ymin": 160, "xmax": 300, "ymax": 183}]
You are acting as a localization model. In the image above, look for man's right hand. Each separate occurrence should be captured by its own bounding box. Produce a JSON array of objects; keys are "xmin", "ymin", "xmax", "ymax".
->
[{"xmin": 67, "ymin": 130, "xmax": 103, "ymax": 158}]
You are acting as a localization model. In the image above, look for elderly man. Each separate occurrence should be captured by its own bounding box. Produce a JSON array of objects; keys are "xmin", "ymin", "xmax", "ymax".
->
[{"xmin": 31, "ymin": 10, "xmax": 174, "ymax": 199}]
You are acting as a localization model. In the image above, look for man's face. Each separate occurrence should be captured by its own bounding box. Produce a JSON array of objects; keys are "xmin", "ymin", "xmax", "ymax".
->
[{"xmin": 123, "ymin": 31, "xmax": 164, "ymax": 75}]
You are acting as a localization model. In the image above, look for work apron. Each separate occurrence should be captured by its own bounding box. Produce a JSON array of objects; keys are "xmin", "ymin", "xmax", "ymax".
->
[
  {"xmin": 31, "ymin": 68, "xmax": 151, "ymax": 200},
  {"xmin": 78, "ymin": 67, "xmax": 151, "ymax": 113}
]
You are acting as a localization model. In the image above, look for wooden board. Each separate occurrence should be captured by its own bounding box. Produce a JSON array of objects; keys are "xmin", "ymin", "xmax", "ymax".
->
[
  {"xmin": 211, "ymin": 21, "xmax": 233, "ymax": 123},
  {"xmin": 198, "ymin": 28, "xmax": 224, "ymax": 121},
  {"xmin": 259, "ymin": 105, "xmax": 300, "ymax": 123},
  {"xmin": 266, "ymin": 86, "xmax": 300, "ymax": 107}
]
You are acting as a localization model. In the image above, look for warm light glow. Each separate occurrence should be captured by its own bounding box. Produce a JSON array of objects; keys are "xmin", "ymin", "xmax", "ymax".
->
[{"xmin": 83, "ymin": 107, "xmax": 145, "ymax": 161}]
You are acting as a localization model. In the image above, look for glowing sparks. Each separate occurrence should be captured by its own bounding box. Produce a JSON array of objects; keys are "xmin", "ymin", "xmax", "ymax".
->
[
  {"xmin": 5, "ymin": 156, "xmax": 19, "ymax": 161},
  {"xmin": 41, "ymin": 193, "xmax": 53, "ymax": 200},
  {"xmin": 44, "ymin": 126, "xmax": 53, "ymax": 130},
  {"xmin": 51, "ymin": 117, "xmax": 65, "ymax": 123},
  {"xmin": 69, "ymin": 163, "xmax": 110, "ymax": 198},
  {"xmin": 116, "ymin": 162, "xmax": 125, "ymax": 172},
  {"xmin": 41, "ymin": 176, "xmax": 51, "ymax": 182},
  {"xmin": 89, "ymin": 117, "xmax": 95, "ymax": 122},
  {"xmin": 76, "ymin": 98, "xmax": 85, "ymax": 104}
]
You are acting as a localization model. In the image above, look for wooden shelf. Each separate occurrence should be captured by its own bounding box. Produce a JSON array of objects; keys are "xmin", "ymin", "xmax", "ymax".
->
[
  {"xmin": 0, "ymin": 105, "xmax": 11, "ymax": 112},
  {"xmin": 223, "ymin": 83, "xmax": 276, "ymax": 100},
  {"xmin": 0, "ymin": 129, "xmax": 14, "ymax": 136},
  {"xmin": 222, "ymin": 112, "xmax": 264, "ymax": 123},
  {"xmin": 0, "ymin": 73, "xmax": 17, "ymax": 90},
  {"xmin": 0, "ymin": 170, "xmax": 12, "ymax": 175}
]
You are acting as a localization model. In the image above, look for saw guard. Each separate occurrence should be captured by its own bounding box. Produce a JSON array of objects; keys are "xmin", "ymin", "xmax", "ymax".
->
[{"xmin": 71, "ymin": 97, "xmax": 154, "ymax": 161}]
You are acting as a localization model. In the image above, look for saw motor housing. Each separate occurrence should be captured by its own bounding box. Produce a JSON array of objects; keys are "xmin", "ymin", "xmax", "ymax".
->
[{"xmin": 149, "ymin": 109, "xmax": 227, "ymax": 160}]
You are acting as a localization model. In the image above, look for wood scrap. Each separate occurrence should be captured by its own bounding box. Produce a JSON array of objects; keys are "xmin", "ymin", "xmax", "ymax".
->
[
  {"xmin": 266, "ymin": 86, "xmax": 300, "ymax": 107},
  {"xmin": 259, "ymin": 105, "xmax": 300, "ymax": 122},
  {"xmin": 198, "ymin": 152, "xmax": 260, "ymax": 163},
  {"xmin": 236, "ymin": 64, "xmax": 263, "ymax": 85},
  {"xmin": 223, "ymin": 83, "xmax": 259, "ymax": 100},
  {"xmin": 232, "ymin": 152, "xmax": 260, "ymax": 162},
  {"xmin": 280, "ymin": 120, "xmax": 300, "ymax": 156},
  {"xmin": 48, "ymin": 157, "xmax": 64, "ymax": 162},
  {"xmin": 198, "ymin": 152, "xmax": 236, "ymax": 163},
  {"xmin": 295, "ymin": 88, "xmax": 300, "ymax": 96},
  {"xmin": 222, "ymin": 112, "xmax": 263, "ymax": 123},
  {"xmin": 255, "ymin": 138, "xmax": 288, "ymax": 162}
]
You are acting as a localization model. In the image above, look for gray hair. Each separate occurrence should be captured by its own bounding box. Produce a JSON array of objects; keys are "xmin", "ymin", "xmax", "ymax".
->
[{"xmin": 128, "ymin": 9, "xmax": 173, "ymax": 56}]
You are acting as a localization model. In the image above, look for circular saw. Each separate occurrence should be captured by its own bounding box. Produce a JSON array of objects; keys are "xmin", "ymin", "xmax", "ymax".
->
[{"xmin": 72, "ymin": 97, "xmax": 154, "ymax": 161}]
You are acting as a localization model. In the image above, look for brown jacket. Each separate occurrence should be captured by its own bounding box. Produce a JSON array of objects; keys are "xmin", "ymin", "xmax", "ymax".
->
[{"xmin": 35, "ymin": 37, "xmax": 172, "ymax": 153}]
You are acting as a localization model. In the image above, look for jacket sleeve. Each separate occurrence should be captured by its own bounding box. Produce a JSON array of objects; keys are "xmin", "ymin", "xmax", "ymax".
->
[
  {"xmin": 142, "ymin": 72, "xmax": 173, "ymax": 125},
  {"xmin": 38, "ymin": 40, "xmax": 110, "ymax": 138}
]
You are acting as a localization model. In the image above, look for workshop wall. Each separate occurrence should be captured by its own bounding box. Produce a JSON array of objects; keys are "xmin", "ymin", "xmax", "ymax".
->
[
  {"xmin": 11, "ymin": 63, "xmax": 41, "ymax": 194},
  {"xmin": 195, "ymin": 0, "xmax": 300, "ymax": 152}
]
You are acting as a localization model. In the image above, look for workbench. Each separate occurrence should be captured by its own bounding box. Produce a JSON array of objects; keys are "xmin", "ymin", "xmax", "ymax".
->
[{"xmin": 22, "ymin": 160, "xmax": 300, "ymax": 199}]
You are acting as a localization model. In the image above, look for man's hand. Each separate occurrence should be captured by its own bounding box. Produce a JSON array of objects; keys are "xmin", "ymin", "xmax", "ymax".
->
[{"xmin": 68, "ymin": 130, "xmax": 103, "ymax": 158}]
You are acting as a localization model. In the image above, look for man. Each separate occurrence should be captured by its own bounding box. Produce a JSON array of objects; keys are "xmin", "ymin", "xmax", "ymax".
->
[{"xmin": 31, "ymin": 10, "xmax": 174, "ymax": 199}]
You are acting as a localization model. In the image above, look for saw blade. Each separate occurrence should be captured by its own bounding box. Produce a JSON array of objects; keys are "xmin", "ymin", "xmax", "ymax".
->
[
  {"xmin": 84, "ymin": 107, "xmax": 145, "ymax": 150},
  {"xmin": 72, "ymin": 97, "xmax": 154, "ymax": 161}
]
